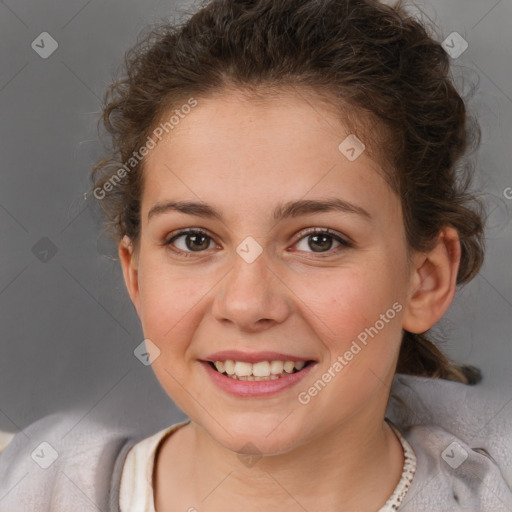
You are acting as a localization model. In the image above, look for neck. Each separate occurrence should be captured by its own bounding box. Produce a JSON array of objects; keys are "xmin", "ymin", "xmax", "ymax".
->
[{"xmin": 156, "ymin": 408, "xmax": 405, "ymax": 512}]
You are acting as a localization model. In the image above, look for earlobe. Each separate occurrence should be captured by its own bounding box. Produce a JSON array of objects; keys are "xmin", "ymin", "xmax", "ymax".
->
[
  {"xmin": 118, "ymin": 235, "xmax": 141, "ymax": 316},
  {"xmin": 402, "ymin": 227, "xmax": 461, "ymax": 334}
]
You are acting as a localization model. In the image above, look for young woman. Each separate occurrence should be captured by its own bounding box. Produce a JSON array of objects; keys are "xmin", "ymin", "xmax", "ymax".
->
[{"xmin": 1, "ymin": 0, "xmax": 510, "ymax": 510}]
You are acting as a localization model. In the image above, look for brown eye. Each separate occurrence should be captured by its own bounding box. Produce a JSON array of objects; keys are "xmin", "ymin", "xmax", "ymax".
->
[
  {"xmin": 294, "ymin": 228, "xmax": 352, "ymax": 255},
  {"xmin": 165, "ymin": 229, "xmax": 216, "ymax": 254},
  {"xmin": 307, "ymin": 233, "xmax": 336, "ymax": 252}
]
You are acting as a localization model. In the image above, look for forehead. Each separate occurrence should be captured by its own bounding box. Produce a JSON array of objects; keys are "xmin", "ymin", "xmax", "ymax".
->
[{"xmin": 141, "ymin": 90, "xmax": 398, "ymax": 226}]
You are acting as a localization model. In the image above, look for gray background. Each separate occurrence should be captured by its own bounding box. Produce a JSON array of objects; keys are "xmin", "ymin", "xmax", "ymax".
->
[{"xmin": 0, "ymin": 0, "xmax": 511, "ymax": 435}]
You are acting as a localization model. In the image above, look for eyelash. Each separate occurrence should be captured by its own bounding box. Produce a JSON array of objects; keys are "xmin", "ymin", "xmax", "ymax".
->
[{"xmin": 162, "ymin": 227, "xmax": 353, "ymax": 259}]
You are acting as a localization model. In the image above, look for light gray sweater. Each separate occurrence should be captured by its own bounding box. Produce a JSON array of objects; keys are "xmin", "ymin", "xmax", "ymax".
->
[{"xmin": 0, "ymin": 373, "xmax": 511, "ymax": 511}]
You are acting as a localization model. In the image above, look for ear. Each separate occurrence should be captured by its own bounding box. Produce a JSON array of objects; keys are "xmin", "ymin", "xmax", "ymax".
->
[
  {"xmin": 402, "ymin": 226, "xmax": 461, "ymax": 334},
  {"xmin": 118, "ymin": 235, "xmax": 141, "ymax": 317}
]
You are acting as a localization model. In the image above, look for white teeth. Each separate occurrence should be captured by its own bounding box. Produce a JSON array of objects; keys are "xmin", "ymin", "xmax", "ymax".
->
[
  {"xmin": 224, "ymin": 360, "xmax": 235, "ymax": 375},
  {"xmin": 283, "ymin": 361, "xmax": 295, "ymax": 373},
  {"xmin": 234, "ymin": 361, "xmax": 252, "ymax": 377},
  {"xmin": 252, "ymin": 361, "xmax": 270, "ymax": 377},
  {"xmin": 212, "ymin": 359, "xmax": 309, "ymax": 379},
  {"xmin": 270, "ymin": 360, "xmax": 284, "ymax": 374}
]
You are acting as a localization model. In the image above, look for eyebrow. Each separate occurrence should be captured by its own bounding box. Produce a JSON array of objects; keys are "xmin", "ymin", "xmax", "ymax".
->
[{"xmin": 147, "ymin": 197, "xmax": 372, "ymax": 222}]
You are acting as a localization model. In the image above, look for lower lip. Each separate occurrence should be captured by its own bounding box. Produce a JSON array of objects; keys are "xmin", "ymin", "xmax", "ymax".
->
[{"xmin": 200, "ymin": 361, "xmax": 316, "ymax": 398}]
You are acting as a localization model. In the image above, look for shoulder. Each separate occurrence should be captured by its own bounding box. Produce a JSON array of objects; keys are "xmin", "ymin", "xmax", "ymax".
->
[
  {"xmin": 387, "ymin": 373, "xmax": 512, "ymax": 511},
  {"xmin": 387, "ymin": 373, "xmax": 512, "ymax": 450},
  {"xmin": 0, "ymin": 409, "xmax": 138, "ymax": 512}
]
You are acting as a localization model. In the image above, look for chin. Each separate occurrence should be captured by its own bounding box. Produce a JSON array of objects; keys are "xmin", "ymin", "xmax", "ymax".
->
[{"xmin": 206, "ymin": 418, "xmax": 304, "ymax": 458}]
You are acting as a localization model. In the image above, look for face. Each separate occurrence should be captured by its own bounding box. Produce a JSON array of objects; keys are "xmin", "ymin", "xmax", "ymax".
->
[{"xmin": 120, "ymin": 89, "xmax": 416, "ymax": 455}]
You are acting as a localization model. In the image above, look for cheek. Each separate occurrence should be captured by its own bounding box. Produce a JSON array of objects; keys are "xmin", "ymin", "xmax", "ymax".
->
[
  {"xmin": 136, "ymin": 262, "xmax": 205, "ymax": 352},
  {"xmin": 136, "ymin": 264, "xmax": 207, "ymax": 407},
  {"xmin": 295, "ymin": 266, "xmax": 399, "ymax": 340}
]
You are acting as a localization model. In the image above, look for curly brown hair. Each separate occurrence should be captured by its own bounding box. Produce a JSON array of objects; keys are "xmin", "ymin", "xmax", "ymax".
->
[{"xmin": 91, "ymin": 0, "xmax": 485, "ymax": 385}]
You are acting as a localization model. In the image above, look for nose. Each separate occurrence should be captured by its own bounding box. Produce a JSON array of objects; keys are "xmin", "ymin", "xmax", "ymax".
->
[{"xmin": 212, "ymin": 246, "xmax": 291, "ymax": 333}]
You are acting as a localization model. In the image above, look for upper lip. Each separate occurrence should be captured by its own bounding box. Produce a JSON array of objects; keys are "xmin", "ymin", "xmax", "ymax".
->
[{"xmin": 202, "ymin": 350, "xmax": 316, "ymax": 364}]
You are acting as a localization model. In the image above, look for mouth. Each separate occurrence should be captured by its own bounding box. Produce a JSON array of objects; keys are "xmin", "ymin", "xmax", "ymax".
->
[{"xmin": 205, "ymin": 359, "xmax": 316, "ymax": 381}]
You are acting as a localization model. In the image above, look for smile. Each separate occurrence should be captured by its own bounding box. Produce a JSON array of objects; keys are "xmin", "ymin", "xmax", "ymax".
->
[{"xmin": 208, "ymin": 359, "xmax": 313, "ymax": 380}]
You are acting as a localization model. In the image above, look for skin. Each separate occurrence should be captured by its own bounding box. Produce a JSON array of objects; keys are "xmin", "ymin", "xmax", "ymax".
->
[{"xmin": 119, "ymin": 89, "xmax": 461, "ymax": 511}]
